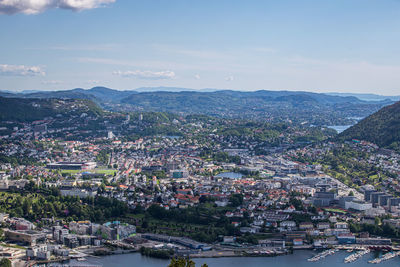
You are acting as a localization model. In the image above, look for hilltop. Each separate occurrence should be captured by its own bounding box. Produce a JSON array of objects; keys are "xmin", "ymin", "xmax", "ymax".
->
[
  {"xmin": 0, "ymin": 97, "xmax": 103, "ymax": 122},
  {"xmin": 338, "ymin": 101, "xmax": 400, "ymax": 151}
]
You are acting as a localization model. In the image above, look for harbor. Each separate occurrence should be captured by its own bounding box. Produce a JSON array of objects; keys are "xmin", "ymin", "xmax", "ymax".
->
[
  {"xmin": 308, "ymin": 249, "xmax": 338, "ymax": 262},
  {"xmin": 368, "ymin": 251, "xmax": 400, "ymax": 264},
  {"xmin": 343, "ymin": 248, "xmax": 370, "ymax": 263},
  {"xmin": 306, "ymin": 245, "xmax": 400, "ymax": 264},
  {"xmin": 65, "ymin": 250, "xmax": 400, "ymax": 267}
]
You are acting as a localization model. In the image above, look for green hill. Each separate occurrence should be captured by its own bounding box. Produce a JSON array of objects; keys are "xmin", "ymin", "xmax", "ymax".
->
[
  {"xmin": 338, "ymin": 101, "xmax": 400, "ymax": 151},
  {"xmin": 0, "ymin": 97, "xmax": 103, "ymax": 122},
  {"xmin": 1, "ymin": 87, "xmax": 392, "ymax": 126}
]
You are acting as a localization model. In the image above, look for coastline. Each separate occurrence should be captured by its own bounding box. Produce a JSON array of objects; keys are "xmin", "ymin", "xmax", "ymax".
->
[
  {"xmin": 37, "ymin": 246, "xmax": 290, "ymax": 265},
  {"xmin": 64, "ymin": 247, "xmax": 399, "ymax": 267},
  {"xmin": 27, "ymin": 240, "xmax": 398, "ymax": 265}
]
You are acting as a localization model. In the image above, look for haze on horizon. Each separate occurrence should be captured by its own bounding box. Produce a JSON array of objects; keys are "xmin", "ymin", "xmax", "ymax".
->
[{"xmin": 1, "ymin": 0, "xmax": 400, "ymax": 95}]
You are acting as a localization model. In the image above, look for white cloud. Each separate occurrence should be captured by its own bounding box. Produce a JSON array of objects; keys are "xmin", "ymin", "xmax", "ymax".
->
[
  {"xmin": 0, "ymin": 0, "xmax": 115, "ymax": 15},
  {"xmin": 113, "ymin": 70, "xmax": 176, "ymax": 80},
  {"xmin": 57, "ymin": 0, "xmax": 114, "ymax": 11},
  {"xmin": 0, "ymin": 64, "xmax": 45, "ymax": 76},
  {"xmin": 194, "ymin": 74, "xmax": 200, "ymax": 80},
  {"xmin": 42, "ymin": 80, "xmax": 62, "ymax": 85},
  {"xmin": 225, "ymin": 75, "xmax": 234, "ymax": 81}
]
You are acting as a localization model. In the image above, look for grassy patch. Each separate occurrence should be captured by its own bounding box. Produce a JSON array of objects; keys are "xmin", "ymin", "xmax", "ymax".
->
[
  {"xmin": 324, "ymin": 208, "xmax": 347, "ymax": 214},
  {"xmin": 59, "ymin": 169, "xmax": 81, "ymax": 175},
  {"xmin": 95, "ymin": 169, "xmax": 117, "ymax": 175}
]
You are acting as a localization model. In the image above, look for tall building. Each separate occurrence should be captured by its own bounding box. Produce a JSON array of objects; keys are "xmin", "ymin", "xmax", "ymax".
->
[{"xmin": 107, "ymin": 131, "xmax": 115, "ymax": 139}]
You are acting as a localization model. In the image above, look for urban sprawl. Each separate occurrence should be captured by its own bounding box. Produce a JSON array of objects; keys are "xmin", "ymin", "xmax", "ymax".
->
[{"xmin": 0, "ymin": 110, "xmax": 400, "ymax": 266}]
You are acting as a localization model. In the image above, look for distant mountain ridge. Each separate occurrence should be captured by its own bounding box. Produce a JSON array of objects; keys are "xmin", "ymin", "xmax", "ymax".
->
[
  {"xmin": 338, "ymin": 101, "xmax": 400, "ymax": 151},
  {"xmin": 0, "ymin": 86, "xmax": 394, "ymax": 125},
  {"xmin": 1, "ymin": 86, "xmax": 370, "ymax": 104},
  {"xmin": 2, "ymin": 86, "xmax": 397, "ymax": 104},
  {"xmin": 134, "ymin": 86, "xmax": 218, "ymax": 92},
  {"xmin": 327, "ymin": 92, "xmax": 400, "ymax": 102}
]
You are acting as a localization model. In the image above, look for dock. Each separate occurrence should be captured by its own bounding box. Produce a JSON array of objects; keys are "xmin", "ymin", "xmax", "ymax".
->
[
  {"xmin": 307, "ymin": 249, "xmax": 337, "ymax": 262},
  {"xmin": 368, "ymin": 251, "xmax": 400, "ymax": 264},
  {"xmin": 344, "ymin": 248, "xmax": 370, "ymax": 263}
]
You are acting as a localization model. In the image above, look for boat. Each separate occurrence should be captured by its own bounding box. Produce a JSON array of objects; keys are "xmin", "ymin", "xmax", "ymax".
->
[
  {"xmin": 307, "ymin": 249, "xmax": 337, "ymax": 262},
  {"xmin": 368, "ymin": 251, "xmax": 400, "ymax": 264},
  {"xmin": 344, "ymin": 248, "xmax": 370, "ymax": 263}
]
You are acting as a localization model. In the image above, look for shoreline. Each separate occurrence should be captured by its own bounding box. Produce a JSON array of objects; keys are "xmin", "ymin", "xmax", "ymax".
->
[
  {"xmin": 35, "ymin": 243, "xmax": 395, "ymax": 265},
  {"xmin": 25, "ymin": 245, "xmax": 400, "ymax": 267}
]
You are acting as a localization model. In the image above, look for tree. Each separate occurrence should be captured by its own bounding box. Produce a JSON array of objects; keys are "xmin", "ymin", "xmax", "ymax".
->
[
  {"xmin": 289, "ymin": 197, "xmax": 303, "ymax": 211},
  {"xmin": 168, "ymin": 258, "xmax": 208, "ymax": 267},
  {"xmin": 141, "ymin": 220, "xmax": 149, "ymax": 229},
  {"xmin": 229, "ymin": 194, "xmax": 243, "ymax": 207},
  {"xmin": 0, "ymin": 258, "xmax": 11, "ymax": 267}
]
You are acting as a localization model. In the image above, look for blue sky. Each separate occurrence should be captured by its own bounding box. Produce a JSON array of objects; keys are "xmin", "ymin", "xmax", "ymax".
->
[{"xmin": 1, "ymin": 0, "xmax": 400, "ymax": 94}]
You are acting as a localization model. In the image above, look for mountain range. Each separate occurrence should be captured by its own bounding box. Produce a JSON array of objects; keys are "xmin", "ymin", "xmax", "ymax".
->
[
  {"xmin": 0, "ymin": 87, "xmax": 394, "ymax": 125},
  {"xmin": 327, "ymin": 92, "xmax": 400, "ymax": 102},
  {"xmin": 2, "ymin": 86, "xmax": 396, "ymax": 104}
]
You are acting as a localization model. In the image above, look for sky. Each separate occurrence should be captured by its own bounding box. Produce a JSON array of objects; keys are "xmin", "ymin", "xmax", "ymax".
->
[{"xmin": 1, "ymin": 0, "xmax": 400, "ymax": 95}]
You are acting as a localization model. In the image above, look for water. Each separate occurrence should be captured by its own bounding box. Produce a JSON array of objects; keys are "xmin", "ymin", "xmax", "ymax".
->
[
  {"xmin": 215, "ymin": 172, "xmax": 243, "ymax": 179},
  {"xmin": 327, "ymin": 116, "xmax": 365, "ymax": 134},
  {"xmin": 327, "ymin": 125, "xmax": 352, "ymax": 133},
  {"xmin": 347, "ymin": 116, "xmax": 364, "ymax": 121},
  {"xmin": 66, "ymin": 250, "xmax": 400, "ymax": 267}
]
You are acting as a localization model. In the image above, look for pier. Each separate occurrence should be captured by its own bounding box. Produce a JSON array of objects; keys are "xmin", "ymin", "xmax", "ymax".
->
[
  {"xmin": 307, "ymin": 249, "xmax": 337, "ymax": 262},
  {"xmin": 368, "ymin": 251, "xmax": 400, "ymax": 264},
  {"xmin": 344, "ymin": 248, "xmax": 370, "ymax": 263}
]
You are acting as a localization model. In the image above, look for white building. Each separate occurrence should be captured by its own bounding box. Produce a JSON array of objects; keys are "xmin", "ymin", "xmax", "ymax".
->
[
  {"xmin": 107, "ymin": 131, "xmax": 115, "ymax": 139},
  {"xmin": 345, "ymin": 200, "xmax": 372, "ymax": 211}
]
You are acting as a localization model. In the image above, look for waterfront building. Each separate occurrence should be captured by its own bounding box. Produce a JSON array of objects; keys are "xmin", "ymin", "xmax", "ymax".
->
[
  {"xmin": 337, "ymin": 233, "xmax": 356, "ymax": 244},
  {"xmin": 5, "ymin": 230, "xmax": 46, "ymax": 245}
]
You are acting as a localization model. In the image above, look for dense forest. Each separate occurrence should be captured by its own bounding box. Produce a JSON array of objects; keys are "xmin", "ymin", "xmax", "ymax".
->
[{"xmin": 0, "ymin": 184, "xmax": 128, "ymax": 223}]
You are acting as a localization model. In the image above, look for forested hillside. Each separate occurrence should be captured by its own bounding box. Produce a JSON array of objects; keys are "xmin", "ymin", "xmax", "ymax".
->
[{"xmin": 338, "ymin": 101, "xmax": 400, "ymax": 151}]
